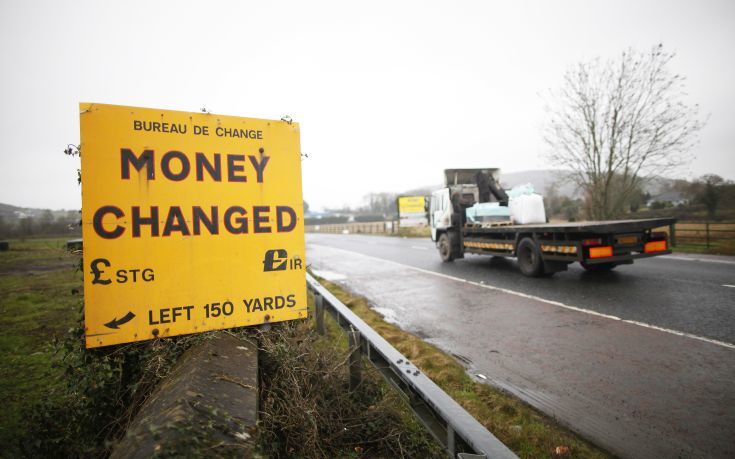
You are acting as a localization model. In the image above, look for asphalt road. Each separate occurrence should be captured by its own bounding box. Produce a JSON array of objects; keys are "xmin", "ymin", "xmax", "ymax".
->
[
  {"xmin": 306, "ymin": 233, "xmax": 735, "ymax": 458},
  {"xmin": 307, "ymin": 233, "xmax": 735, "ymax": 345}
]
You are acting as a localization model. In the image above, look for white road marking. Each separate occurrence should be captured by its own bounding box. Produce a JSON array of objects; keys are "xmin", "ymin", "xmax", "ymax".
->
[
  {"xmin": 661, "ymin": 255, "xmax": 735, "ymax": 266},
  {"xmin": 310, "ymin": 244, "xmax": 735, "ymax": 350},
  {"xmin": 724, "ymin": 284, "xmax": 735, "ymax": 288},
  {"xmin": 411, "ymin": 245, "xmax": 429, "ymax": 250}
]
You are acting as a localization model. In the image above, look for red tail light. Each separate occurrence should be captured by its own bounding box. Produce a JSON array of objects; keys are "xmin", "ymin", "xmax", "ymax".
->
[{"xmin": 645, "ymin": 240, "xmax": 667, "ymax": 253}]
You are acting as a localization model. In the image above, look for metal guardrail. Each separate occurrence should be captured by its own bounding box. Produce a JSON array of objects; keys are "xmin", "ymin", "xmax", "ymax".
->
[{"xmin": 306, "ymin": 273, "xmax": 517, "ymax": 459}]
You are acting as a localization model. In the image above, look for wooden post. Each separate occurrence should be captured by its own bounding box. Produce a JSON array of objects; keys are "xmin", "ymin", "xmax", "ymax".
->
[
  {"xmin": 669, "ymin": 223, "xmax": 677, "ymax": 247},
  {"xmin": 348, "ymin": 327, "xmax": 362, "ymax": 390},
  {"xmin": 315, "ymin": 293, "xmax": 325, "ymax": 335},
  {"xmin": 706, "ymin": 221, "xmax": 710, "ymax": 249}
]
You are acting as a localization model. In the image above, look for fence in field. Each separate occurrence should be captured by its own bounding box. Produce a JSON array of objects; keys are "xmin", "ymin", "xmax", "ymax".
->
[
  {"xmin": 656, "ymin": 222, "xmax": 735, "ymax": 249},
  {"xmin": 306, "ymin": 221, "xmax": 398, "ymax": 234}
]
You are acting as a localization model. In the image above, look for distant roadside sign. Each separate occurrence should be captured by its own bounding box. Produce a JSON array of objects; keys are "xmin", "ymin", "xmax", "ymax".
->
[
  {"xmin": 80, "ymin": 103, "xmax": 305, "ymax": 348},
  {"xmin": 397, "ymin": 195, "xmax": 428, "ymax": 227}
]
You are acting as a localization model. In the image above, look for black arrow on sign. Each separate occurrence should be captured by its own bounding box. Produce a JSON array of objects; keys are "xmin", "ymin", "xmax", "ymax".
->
[{"xmin": 104, "ymin": 311, "xmax": 136, "ymax": 329}]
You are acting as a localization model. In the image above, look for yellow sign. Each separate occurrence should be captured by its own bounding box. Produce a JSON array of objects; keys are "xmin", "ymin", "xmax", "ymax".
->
[
  {"xmin": 398, "ymin": 196, "xmax": 426, "ymax": 214},
  {"xmin": 80, "ymin": 103, "xmax": 305, "ymax": 348}
]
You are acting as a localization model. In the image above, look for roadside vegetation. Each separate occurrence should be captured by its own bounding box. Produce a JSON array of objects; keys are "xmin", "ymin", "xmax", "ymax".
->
[
  {"xmin": 0, "ymin": 238, "xmax": 212, "ymax": 457},
  {"xmin": 4, "ymin": 237, "xmax": 612, "ymax": 458},
  {"xmin": 256, "ymin": 313, "xmax": 444, "ymax": 458}
]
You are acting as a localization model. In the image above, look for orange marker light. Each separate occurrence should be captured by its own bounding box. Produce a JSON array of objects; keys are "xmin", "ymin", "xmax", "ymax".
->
[
  {"xmin": 589, "ymin": 246, "xmax": 613, "ymax": 259},
  {"xmin": 645, "ymin": 240, "xmax": 667, "ymax": 253}
]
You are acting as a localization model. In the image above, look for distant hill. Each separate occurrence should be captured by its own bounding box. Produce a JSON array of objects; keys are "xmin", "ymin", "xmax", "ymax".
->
[{"xmin": 0, "ymin": 203, "xmax": 77, "ymax": 223}]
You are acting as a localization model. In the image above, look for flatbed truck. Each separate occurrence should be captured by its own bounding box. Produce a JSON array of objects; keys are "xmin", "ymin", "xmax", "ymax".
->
[{"xmin": 429, "ymin": 169, "xmax": 675, "ymax": 277}]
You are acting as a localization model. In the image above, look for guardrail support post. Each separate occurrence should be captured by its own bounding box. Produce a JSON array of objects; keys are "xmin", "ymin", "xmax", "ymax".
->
[
  {"xmin": 348, "ymin": 327, "xmax": 362, "ymax": 390},
  {"xmin": 315, "ymin": 293, "xmax": 325, "ymax": 335},
  {"xmin": 447, "ymin": 425, "xmax": 456, "ymax": 458}
]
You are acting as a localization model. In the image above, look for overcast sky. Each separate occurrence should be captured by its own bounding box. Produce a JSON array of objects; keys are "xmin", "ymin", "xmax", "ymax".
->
[{"xmin": 1, "ymin": 0, "xmax": 733, "ymax": 211}]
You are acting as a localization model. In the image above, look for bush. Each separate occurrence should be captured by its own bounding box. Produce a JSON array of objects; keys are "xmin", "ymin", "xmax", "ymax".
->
[
  {"xmin": 256, "ymin": 320, "xmax": 443, "ymax": 458},
  {"xmin": 23, "ymin": 308, "xmax": 209, "ymax": 457}
]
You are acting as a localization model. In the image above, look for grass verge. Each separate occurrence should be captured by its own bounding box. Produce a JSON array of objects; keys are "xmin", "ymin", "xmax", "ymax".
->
[
  {"xmin": 315, "ymin": 277, "xmax": 611, "ymax": 458},
  {"xmin": 395, "ymin": 227, "xmax": 431, "ymax": 238},
  {"xmin": 255, "ymin": 293, "xmax": 445, "ymax": 458}
]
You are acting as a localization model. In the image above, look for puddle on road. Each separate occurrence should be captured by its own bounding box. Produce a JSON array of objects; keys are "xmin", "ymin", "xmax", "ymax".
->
[
  {"xmin": 372, "ymin": 307, "xmax": 400, "ymax": 325},
  {"xmin": 311, "ymin": 269, "xmax": 347, "ymax": 281}
]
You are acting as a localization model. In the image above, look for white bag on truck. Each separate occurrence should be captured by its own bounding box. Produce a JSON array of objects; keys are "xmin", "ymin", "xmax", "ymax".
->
[{"xmin": 509, "ymin": 193, "xmax": 546, "ymax": 224}]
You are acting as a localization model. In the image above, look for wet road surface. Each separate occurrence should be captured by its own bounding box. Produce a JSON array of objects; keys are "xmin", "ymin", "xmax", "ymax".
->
[
  {"xmin": 306, "ymin": 233, "xmax": 735, "ymax": 459},
  {"xmin": 308, "ymin": 233, "xmax": 735, "ymax": 344}
]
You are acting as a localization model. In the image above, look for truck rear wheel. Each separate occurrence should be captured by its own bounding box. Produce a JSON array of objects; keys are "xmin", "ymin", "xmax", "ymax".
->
[
  {"xmin": 438, "ymin": 233, "xmax": 455, "ymax": 262},
  {"xmin": 517, "ymin": 237, "xmax": 544, "ymax": 277}
]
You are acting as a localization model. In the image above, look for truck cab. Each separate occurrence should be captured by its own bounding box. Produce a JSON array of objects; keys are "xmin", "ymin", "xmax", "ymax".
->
[
  {"xmin": 430, "ymin": 168, "xmax": 504, "ymax": 241},
  {"xmin": 429, "ymin": 188, "xmax": 451, "ymax": 242}
]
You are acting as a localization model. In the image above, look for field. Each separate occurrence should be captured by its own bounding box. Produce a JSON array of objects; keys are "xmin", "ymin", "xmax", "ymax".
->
[
  {"xmin": 0, "ymin": 238, "xmax": 81, "ymax": 456},
  {"xmin": 656, "ymin": 222, "xmax": 735, "ymax": 255}
]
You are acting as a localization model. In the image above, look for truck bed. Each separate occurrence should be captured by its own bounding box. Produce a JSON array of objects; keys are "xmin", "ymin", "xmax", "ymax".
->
[{"xmin": 464, "ymin": 218, "xmax": 675, "ymax": 234}]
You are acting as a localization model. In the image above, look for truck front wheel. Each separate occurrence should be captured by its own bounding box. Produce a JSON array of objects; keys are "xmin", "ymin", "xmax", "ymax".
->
[
  {"xmin": 517, "ymin": 237, "xmax": 544, "ymax": 277},
  {"xmin": 438, "ymin": 233, "xmax": 455, "ymax": 262}
]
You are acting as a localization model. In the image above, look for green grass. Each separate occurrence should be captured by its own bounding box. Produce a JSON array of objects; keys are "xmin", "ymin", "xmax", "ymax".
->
[
  {"xmin": 0, "ymin": 238, "xmax": 81, "ymax": 456},
  {"xmin": 394, "ymin": 226, "xmax": 431, "ymax": 238},
  {"xmin": 672, "ymin": 240, "xmax": 735, "ymax": 256}
]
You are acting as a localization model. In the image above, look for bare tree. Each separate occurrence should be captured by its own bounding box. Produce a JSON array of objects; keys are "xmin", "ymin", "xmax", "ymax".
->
[{"xmin": 545, "ymin": 44, "xmax": 706, "ymax": 220}]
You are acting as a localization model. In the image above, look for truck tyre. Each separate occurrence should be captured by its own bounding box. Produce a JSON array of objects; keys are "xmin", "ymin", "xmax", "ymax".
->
[
  {"xmin": 438, "ymin": 233, "xmax": 455, "ymax": 262},
  {"xmin": 581, "ymin": 262, "xmax": 618, "ymax": 272},
  {"xmin": 517, "ymin": 237, "xmax": 544, "ymax": 277}
]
